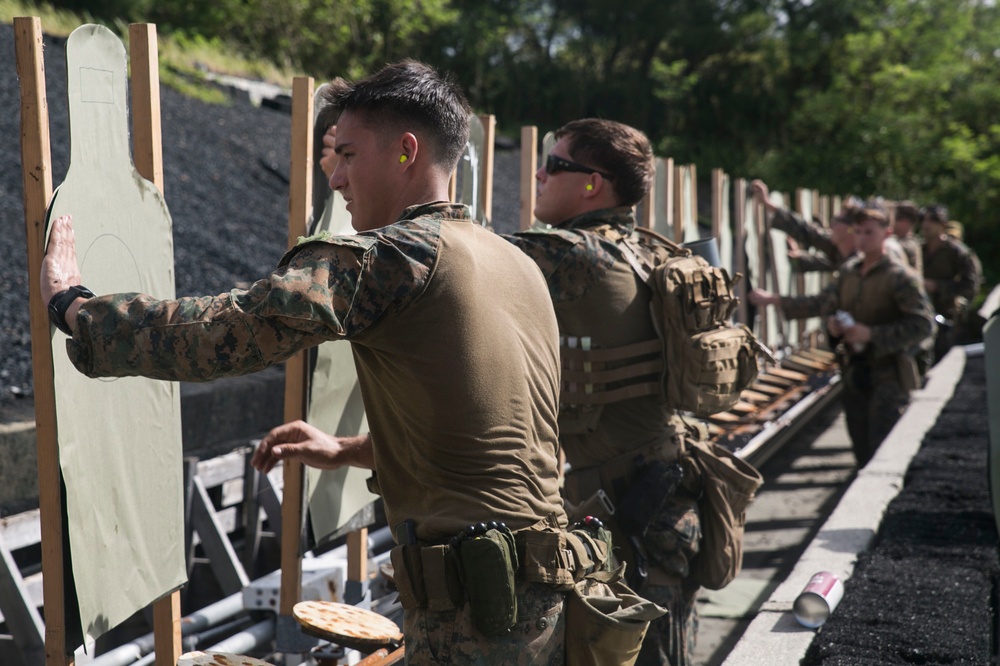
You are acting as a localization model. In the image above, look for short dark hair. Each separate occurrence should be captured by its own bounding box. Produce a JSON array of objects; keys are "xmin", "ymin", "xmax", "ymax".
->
[
  {"xmin": 894, "ymin": 200, "xmax": 920, "ymax": 224},
  {"xmin": 920, "ymin": 203, "xmax": 949, "ymax": 225},
  {"xmin": 321, "ymin": 60, "xmax": 471, "ymax": 171},
  {"xmin": 852, "ymin": 199, "xmax": 889, "ymax": 227},
  {"xmin": 554, "ymin": 118, "xmax": 654, "ymax": 207}
]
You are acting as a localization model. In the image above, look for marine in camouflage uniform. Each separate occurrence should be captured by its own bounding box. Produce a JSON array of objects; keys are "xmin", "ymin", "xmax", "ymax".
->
[
  {"xmin": 751, "ymin": 204, "xmax": 935, "ymax": 466},
  {"xmin": 44, "ymin": 62, "xmax": 569, "ymax": 665},
  {"xmin": 919, "ymin": 205, "xmax": 982, "ymax": 364},
  {"xmin": 505, "ymin": 118, "xmax": 700, "ymax": 666}
]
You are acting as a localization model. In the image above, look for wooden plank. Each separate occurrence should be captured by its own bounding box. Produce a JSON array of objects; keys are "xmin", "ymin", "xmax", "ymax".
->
[
  {"xmin": 660, "ymin": 157, "xmax": 674, "ymax": 238},
  {"xmin": 281, "ymin": 77, "xmax": 314, "ymax": 616},
  {"xmin": 129, "ymin": 24, "xmax": 163, "ymax": 192},
  {"xmin": 750, "ymin": 382, "xmax": 784, "ymax": 396},
  {"xmin": 754, "ymin": 193, "xmax": 769, "ymax": 343},
  {"xmin": 739, "ymin": 389, "xmax": 772, "ymax": 404},
  {"xmin": 711, "ymin": 168, "xmax": 723, "ymax": 241},
  {"xmin": 347, "ymin": 527, "xmax": 368, "ymax": 583},
  {"xmin": 0, "ymin": 509, "xmax": 42, "ymax": 552},
  {"xmin": 768, "ymin": 367, "xmax": 809, "ymax": 383},
  {"xmin": 477, "ymin": 114, "xmax": 495, "ymax": 225},
  {"xmin": 800, "ymin": 348, "xmax": 836, "ymax": 364},
  {"xmin": 128, "ymin": 24, "xmax": 182, "ymax": 666},
  {"xmin": 672, "ymin": 164, "xmax": 682, "ymax": 241},
  {"xmin": 14, "ymin": 16, "xmax": 71, "ymax": 666},
  {"xmin": 640, "ymin": 166, "xmax": 655, "ymax": 229},
  {"xmin": 519, "ymin": 126, "xmax": 537, "ymax": 231},
  {"xmin": 152, "ymin": 591, "xmax": 181, "ymax": 666},
  {"xmin": 734, "ymin": 178, "xmax": 748, "ymax": 325},
  {"xmin": 196, "ymin": 449, "xmax": 249, "ymax": 489},
  {"xmin": 688, "ymin": 164, "xmax": 698, "ymax": 237}
]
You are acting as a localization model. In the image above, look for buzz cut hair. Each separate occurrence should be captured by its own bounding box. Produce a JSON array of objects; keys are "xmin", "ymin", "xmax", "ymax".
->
[
  {"xmin": 554, "ymin": 118, "xmax": 654, "ymax": 207},
  {"xmin": 321, "ymin": 60, "xmax": 472, "ymax": 171}
]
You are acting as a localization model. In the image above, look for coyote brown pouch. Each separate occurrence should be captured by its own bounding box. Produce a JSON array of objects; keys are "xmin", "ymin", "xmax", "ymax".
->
[
  {"xmin": 565, "ymin": 564, "xmax": 667, "ymax": 666},
  {"xmin": 617, "ymin": 460, "xmax": 684, "ymax": 535},
  {"xmin": 459, "ymin": 526, "xmax": 519, "ymax": 636}
]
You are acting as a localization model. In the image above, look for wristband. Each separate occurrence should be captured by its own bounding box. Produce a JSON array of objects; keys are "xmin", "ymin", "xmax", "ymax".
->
[{"xmin": 47, "ymin": 285, "xmax": 95, "ymax": 336}]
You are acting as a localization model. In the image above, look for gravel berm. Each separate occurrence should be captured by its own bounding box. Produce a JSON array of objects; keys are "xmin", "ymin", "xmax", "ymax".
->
[
  {"xmin": 0, "ymin": 22, "xmax": 523, "ymax": 417},
  {"xmin": 801, "ymin": 353, "xmax": 998, "ymax": 665}
]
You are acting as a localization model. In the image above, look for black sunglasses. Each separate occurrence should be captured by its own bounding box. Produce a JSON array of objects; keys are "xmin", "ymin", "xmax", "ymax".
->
[{"xmin": 545, "ymin": 154, "xmax": 614, "ymax": 180}]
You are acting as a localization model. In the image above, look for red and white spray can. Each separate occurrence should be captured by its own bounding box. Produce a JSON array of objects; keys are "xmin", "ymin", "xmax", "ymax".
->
[{"xmin": 793, "ymin": 571, "xmax": 845, "ymax": 628}]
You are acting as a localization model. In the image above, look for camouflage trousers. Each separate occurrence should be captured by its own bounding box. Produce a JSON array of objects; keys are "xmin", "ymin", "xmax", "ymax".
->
[
  {"xmin": 841, "ymin": 365, "xmax": 910, "ymax": 466},
  {"xmin": 634, "ymin": 493, "xmax": 701, "ymax": 666},
  {"xmin": 403, "ymin": 581, "xmax": 565, "ymax": 665},
  {"xmin": 635, "ymin": 581, "xmax": 699, "ymax": 666}
]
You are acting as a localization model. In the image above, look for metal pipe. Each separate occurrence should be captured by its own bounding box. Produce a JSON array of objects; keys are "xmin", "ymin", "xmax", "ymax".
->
[
  {"xmin": 197, "ymin": 618, "xmax": 276, "ymax": 657},
  {"xmin": 91, "ymin": 592, "xmax": 246, "ymax": 666},
  {"xmin": 131, "ymin": 619, "xmax": 274, "ymax": 666}
]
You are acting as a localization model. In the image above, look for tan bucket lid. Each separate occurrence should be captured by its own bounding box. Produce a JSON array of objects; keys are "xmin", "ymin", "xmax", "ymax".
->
[{"xmin": 293, "ymin": 600, "xmax": 404, "ymax": 651}]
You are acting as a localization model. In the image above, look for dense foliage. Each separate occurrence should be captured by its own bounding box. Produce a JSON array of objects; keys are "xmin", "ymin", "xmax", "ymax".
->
[{"xmin": 47, "ymin": 0, "xmax": 1000, "ymax": 285}]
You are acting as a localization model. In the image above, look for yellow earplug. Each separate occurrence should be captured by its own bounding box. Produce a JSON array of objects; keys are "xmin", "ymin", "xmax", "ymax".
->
[
  {"xmin": 586, "ymin": 183, "xmax": 593, "ymax": 191},
  {"xmin": 400, "ymin": 155, "xmax": 408, "ymax": 163}
]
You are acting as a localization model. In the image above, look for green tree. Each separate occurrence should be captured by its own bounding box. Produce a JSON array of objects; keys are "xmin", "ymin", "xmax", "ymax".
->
[{"xmin": 779, "ymin": 0, "xmax": 1000, "ymax": 282}]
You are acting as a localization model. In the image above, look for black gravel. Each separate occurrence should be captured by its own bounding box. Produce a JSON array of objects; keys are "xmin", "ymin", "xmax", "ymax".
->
[
  {"xmin": 803, "ymin": 354, "xmax": 999, "ymax": 665},
  {"xmin": 0, "ymin": 23, "xmax": 522, "ymax": 415}
]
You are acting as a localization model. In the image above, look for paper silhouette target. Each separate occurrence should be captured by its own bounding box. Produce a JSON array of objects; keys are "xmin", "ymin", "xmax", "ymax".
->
[{"xmin": 46, "ymin": 24, "xmax": 185, "ymax": 648}]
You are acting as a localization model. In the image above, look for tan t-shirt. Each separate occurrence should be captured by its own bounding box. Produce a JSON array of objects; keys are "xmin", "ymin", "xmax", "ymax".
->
[{"xmin": 351, "ymin": 208, "xmax": 566, "ymax": 541}]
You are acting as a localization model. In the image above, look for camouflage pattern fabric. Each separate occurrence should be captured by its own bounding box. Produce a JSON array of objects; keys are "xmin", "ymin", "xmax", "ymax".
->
[
  {"xmin": 921, "ymin": 236, "xmax": 981, "ymax": 320},
  {"xmin": 778, "ymin": 254, "xmax": 934, "ymax": 358},
  {"xmin": 503, "ymin": 207, "xmax": 627, "ymax": 303},
  {"xmin": 779, "ymin": 253, "xmax": 934, "ymax": 463},
  {"xmin": 636, "ymin": 581, "xmax": 700, "ymax": 666},
  {"xmin": 770, "ymin": 208, "xmax": 848, "ymax": 268},
  {"xmin": 841, "ymin": 366, "xmax": 910, "ymax": 466},
  {"xmin": 896, "ymin": 235, "xmax": 923, "ymax": 276},
  {"xmin": 505, "ymin": 207, "xmax": 699, "ymax": 663},
  {"xmin": 403, "ymin": 581, "xmax": 565, "ymax": 665},
  {"xmin": 66, "ymin": 202, "xmax": 465, "ymax": 380}
]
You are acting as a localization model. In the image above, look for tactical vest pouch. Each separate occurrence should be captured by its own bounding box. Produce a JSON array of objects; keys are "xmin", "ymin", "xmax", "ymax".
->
[
  {"xmin": 683, "ymin": 438, "xmax": 763, "ymax": 590},
  {"xmin": 519, "ymin": 528, "xmax": 577, "ymax": 588},
  {"xmin": 565, "ymin": 564, "xmax": 667, "ymax": 666},
  {"xmin": 389, "ymin": 544, "xmax": 427, "ymax": 611},
  {"xmin": 648, "ymin": 256, "xmax": 759, "ymax": 416},
  {"xmin": 617, "ymin": 227, "xmax": 768, "ymax": 417},
  {"xmin": 459, "ymin": 527, "xmax": 518, "ymax": 636}
]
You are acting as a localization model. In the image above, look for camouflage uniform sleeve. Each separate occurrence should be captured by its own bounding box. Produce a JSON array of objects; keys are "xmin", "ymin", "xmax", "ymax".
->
[
  {"xmin": 778, "ymin": 278, "xmax": 840, "ymax": 321},
  {"xmin": 792, "ymin": 253, "xmax": 836, "ymax": 273},
  {"xmin": 65, "ymin": 235, "xmax": 408, "ymax": 381},
  {"xmin": 935, "ymin": 244, "xmax": 981, "ymax": 305},
  {"xmin": 868, "ymin": 267, "xmax": 935, "ymax": 358},
  {"xmin": 770, "ymin": 209, "xmax": 841, "ymax": 264},
  {"xmin": 502, "ymin": 230, "xmax": 615, "ymax": 302}
]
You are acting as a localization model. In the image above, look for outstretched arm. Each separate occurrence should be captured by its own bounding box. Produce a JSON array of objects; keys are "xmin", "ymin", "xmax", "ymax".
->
[
  {"xmin": 40, "ymin": 215, "xmax": 88, "ymax": 333},
  {"xmin": 252, "ymin": 421, "xmax": 375, "ymax": 474}
]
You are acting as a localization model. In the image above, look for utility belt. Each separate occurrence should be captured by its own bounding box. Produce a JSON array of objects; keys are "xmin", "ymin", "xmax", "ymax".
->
[{"xmin": 389, "ymin": 515, "xmax": 612, "ymax": 636}]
